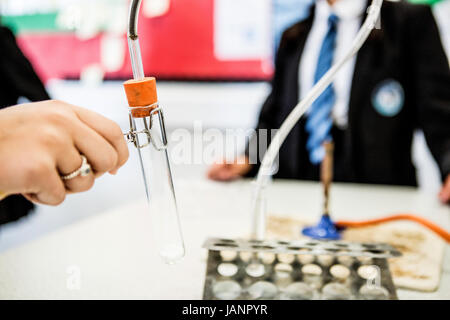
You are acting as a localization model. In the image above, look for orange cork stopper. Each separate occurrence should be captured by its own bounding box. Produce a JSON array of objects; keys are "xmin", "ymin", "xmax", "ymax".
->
[{"xmin": 123, "ymin": 77, "xmax": 158, "ymax": 118}]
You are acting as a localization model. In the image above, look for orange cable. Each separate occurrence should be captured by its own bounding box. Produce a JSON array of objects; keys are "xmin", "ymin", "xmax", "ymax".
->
[{"xmin": 336, "ymin": 214, "xmax": 450, "ymax": 243}]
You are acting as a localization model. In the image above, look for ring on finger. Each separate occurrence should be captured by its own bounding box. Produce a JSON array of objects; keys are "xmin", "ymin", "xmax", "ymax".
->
[{"xmin": 60, "ymin": 155, "xmax": 92, "ymax": 181}]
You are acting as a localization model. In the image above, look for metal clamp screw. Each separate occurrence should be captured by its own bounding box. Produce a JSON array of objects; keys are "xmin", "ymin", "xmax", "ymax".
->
[{"xmin": 123, "ymin": 106, "xmax": 168, "ymax": 151}]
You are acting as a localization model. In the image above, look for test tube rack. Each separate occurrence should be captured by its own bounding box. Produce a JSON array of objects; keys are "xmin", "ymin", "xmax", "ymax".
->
[{"xmin": 202, "ymin": 238, "xmax": 401, "ymax": 300}]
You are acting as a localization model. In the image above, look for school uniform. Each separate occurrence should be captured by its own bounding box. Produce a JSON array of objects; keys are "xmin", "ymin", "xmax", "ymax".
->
[
  {"xmin": 246, "ymin": 0, "xmax": 450, "ymax": 187},
  {"xmin": 0, "ymin": 26, "xmax": 50, "ymax": 225}
]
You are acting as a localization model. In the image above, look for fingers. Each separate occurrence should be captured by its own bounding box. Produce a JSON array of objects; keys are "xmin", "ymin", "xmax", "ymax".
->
[
  {"xmin": 24, "ymin": 160, "xmax": 66, "ymax": 206},
  {"xmin": 41, "ymin": 103, "xmax": 128, "ymax": 198},
  {"xmin": 71, "ymin": 121, "xmax": 120, "ymax": 177},
  {"xmin": 57, "ymin": 147, "xmax": 95, "ymax": 193},
  {"xmin": 208, "ymin": 157, "xmax": 252, "ymax": 182},
  {"xmin": 72, "ymin": 106, "xmax": 129, "ymax": 174},
  {"xmin": 208, "ymin": 163, "xmax": 241, "ymax": 182},
  {"xmin": 438, "ymin": 176, "xmax": 450, "ymax": 204},
  {"xmin": 207, "ymin": 163, "xmax": 227, "ymax": 181}
]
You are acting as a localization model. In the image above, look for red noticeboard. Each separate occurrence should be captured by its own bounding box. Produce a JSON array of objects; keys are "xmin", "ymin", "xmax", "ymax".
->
[{"xmin": 17, "ymin": 0, "xmax": 274, "ymax": 83}]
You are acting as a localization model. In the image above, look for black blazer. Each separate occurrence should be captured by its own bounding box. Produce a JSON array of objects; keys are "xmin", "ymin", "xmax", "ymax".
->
[
  {"xmin": 0, "ymin": 26, "xmax": 50, "ymax": 225},
  {"xmin": 247, "ymin": 0, "xmax": 450, "ymax": 187}
]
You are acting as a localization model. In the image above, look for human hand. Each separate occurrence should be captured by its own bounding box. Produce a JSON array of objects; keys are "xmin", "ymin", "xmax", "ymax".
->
[
  {"xmin": 438, "ymin": 175, "xmax": 450, "ymax": 204},
  {"xmin": 0, "ymin": 100, "xmax": 129, "ymax": 205},
  {"xmin": 207, "ymin": 156, "xmax": 252, "ymax": 182}
]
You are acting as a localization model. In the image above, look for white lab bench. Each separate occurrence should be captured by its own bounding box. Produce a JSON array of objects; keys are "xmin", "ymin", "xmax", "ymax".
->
[{"xmin": 0, "ymin": 180, "xmax": 448, "ymax": 299}]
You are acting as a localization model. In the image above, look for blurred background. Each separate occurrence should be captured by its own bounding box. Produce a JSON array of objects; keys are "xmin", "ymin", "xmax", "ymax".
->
[{"xmin": 0, "ymin": 0, "xmax": 448, "ymax": 251}]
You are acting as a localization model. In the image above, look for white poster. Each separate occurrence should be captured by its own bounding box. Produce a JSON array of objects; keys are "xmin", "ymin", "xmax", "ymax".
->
[{"xmin": 214, "ymin": 0, "xmax": 272, "ymax": 61}]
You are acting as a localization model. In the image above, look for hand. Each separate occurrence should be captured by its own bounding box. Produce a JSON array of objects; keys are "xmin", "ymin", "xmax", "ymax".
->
[
  {"xmin": 438, "ymin": 175, "xmax": 450, "ymax": 204},
  {"xmin": 0, "ymin": 100, "xmax": 129, "ymax": 205},
  {"xmin": 207, "ymin": 156, "xmax": 252, "ymax": 182}
]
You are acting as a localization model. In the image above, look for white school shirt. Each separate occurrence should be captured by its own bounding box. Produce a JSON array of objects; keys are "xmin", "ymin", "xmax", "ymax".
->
[{"xmin": 299, "ymin": 0, "xmax": 366, "ymax": 128}]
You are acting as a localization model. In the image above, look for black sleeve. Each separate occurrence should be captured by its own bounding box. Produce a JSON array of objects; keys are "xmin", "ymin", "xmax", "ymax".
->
[
  {"xmin": 244, "ymin": 33, "xmax": 288, "ymax": 177},
  {"xmin": 407, "ymin": 6, "xmax": 450, "ymax": 180},
  {"xmin": 0, "ymin": 195, "xmax": 34, "ymax": 226},
  {"xmin": 0, "ymin": 26, "xmax": 50, "ymax": 106}
]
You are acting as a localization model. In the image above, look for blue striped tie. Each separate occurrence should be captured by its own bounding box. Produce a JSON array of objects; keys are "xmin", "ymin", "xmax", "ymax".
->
[{"xmin": 306, "ymin": 14, "xmax": 339, "ymax": 164}]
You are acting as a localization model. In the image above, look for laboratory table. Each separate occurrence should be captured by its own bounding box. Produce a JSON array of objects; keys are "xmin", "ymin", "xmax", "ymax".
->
[{"xmin": 0, "ymin": 180, "xmax": 448, "ymax": 299}]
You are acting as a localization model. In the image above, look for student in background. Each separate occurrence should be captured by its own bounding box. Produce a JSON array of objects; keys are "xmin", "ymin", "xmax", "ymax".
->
[{"xmin": 208, "ymin": 0, "xmax": 450, "ymax": 204}]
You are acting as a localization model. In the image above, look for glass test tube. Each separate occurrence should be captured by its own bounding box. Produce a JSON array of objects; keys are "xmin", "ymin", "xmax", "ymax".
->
[
  {"xmin": 125, "ymin": 37, "xmax": 185, "ymax": 264},
  {"xmin": 132, "ymin": 109, "xmax": 185, "ymax": 264}
]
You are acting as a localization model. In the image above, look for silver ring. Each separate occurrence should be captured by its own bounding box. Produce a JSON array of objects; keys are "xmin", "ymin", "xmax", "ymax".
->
[{"xmin": 61, "ymin": 155, "xmax": 92, "ymax": 181}]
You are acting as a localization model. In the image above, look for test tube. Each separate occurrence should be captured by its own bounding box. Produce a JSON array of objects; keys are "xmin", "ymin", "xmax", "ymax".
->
[
  {"xmin": 124, "ymin": 0, "xmax": 185, "ymax": 264},
  {"xmin": 123, "ymin": 77, "xmax": 185, "ymax": 264}
]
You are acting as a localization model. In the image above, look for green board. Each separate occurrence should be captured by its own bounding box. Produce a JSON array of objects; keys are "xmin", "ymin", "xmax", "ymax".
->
[
  {"xmin": 1, "ymin": 13, "xmax": 62, "ymax": 34},
  {"xmin": 408, "ymin": 0, "xmax": 443, "ymax": 4}
]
